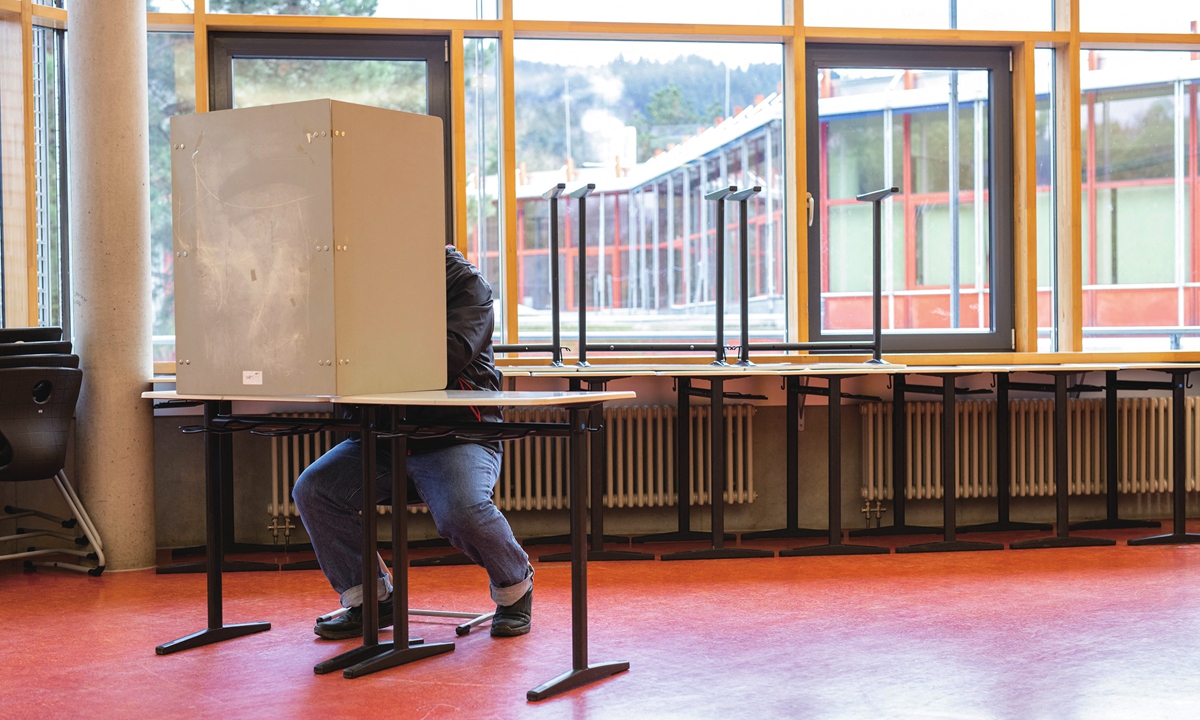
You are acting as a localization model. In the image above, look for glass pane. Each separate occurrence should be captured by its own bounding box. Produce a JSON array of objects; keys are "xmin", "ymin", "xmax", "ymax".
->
[
  {"xmin": 148, "ymin": 0, "xmax": 194, "ymax": 9},
  {"xmin": 514, "ymin": 40, "xmax": 786, "ymax": 347},
  {"xmin": 1080, "ymin": 50, "xmax": 1199, "ymax": 351},
  {"xmin": 205, "ymin": 0, "xmax": 497, "ymax": 19},
  {"xmin": 513, "ymin": 0, "xmax": 781, "ymax": 25},
  {"xmin": 148, "ymin": 33, "xmax": 196, "ymax": 362},
  {"xmin": 232, "ymin": 58, "xmax": 426, "ymax": 112},
  {"xmin": 465, "ymin": 38, "xmax": 504, "ymax": 340},
  {"xmin": 0, "ymin": 14, "xmax": 25, "ymax": 326},
  {"xmin": 806, "ymin": 0, "xmax": 1051, "ymax": 30},
  {"xmin": 1081, "ymin": 1, "xmax": 1200, "ymax": 33},
  {"xmin": 819, "ymin": 67, "xmax": 993, "ymax": 334},
  {"xmin": 1036, "ymin": 48, "xmax": 1056, "ymax": 351},
  {"xmin": 33, "ymin": 27, "xmax": 66, "ymax": 329}
]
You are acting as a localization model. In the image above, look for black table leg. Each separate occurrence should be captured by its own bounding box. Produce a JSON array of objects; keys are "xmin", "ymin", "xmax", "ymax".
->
[
  {"xmin": 743, "ymin": 376, "xmax": 827, "ymax": 541},
  {"xmin": 541, "ymin": 382, "xmax": 653, "ymax": 563},
  {"xmin": 528, "ymin": 407, "xmax": 629, "ymax": 701},
  {"xmin": 156, "ymin": 401, "xmax": 270, "ymax": 655},
  {"xmin": 1129, "ymin": 370, "xmax": 1200, "ymax": 546},
  {"xmin": 899, "ymin": 376, "xmax": 1004, "ymax": 553},
  {"xmin": 1011, "ymin": 373, "xmax": 1115, "ymax": 550},
  {"xmin": 662, "ymin": 377, "xmax": 773, "ymax": 560},
  {"xmin": 313, "ymin": 406, "xmax": 400, "ymax": 674},
  {"xmin": 343, "ymin": 406, "xmax": 454, "ymax": 679},
  {"xmin": 959, "ymin": 373, "xmax": 1052, "ymax": 534},
  {"xmin": 781, "ymin": 376, "xmax": 888, "ymax": 557},
  {"xmin": 1071, "ymin": 369, "xmax": 1161, "ymax": 531},
  {"xmin": 526, "ymin": 377, "xmax": 623, "ymax": 547},
  {"xmin": 633, "ymin": 377, "xmax": 731, "ymax": 544},
  {"xmin": 851, "ymin": 374, "xmax": 942, "ymax": 537},
  {"xmin": 159, "ymin": 400, "xmax": 279, "ymax": 574}
]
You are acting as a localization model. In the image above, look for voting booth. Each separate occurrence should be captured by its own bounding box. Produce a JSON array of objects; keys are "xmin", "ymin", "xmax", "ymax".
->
[{"xmin": 170, "ymin": 99, "xmax": 447, "ymax": 397}]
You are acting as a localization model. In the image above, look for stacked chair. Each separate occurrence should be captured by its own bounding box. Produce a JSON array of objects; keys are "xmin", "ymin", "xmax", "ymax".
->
[{"xmin": 0, "ymin": 327, "xmax": 104, "ymax": 575}]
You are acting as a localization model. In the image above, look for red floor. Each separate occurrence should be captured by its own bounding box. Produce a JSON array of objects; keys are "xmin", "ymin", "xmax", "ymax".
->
[{"xmin": 5, "ymin": 524, "xmax": 1200, "ymax": 719}]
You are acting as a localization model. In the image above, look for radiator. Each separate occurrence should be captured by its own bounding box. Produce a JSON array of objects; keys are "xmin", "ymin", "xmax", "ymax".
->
[
  {"xmin": 860, "ymin": 398, "xmax": 1200, "ymax": 501},
  {"xmin": 267, "ymin": 405, "xmax": 756, "ymax": 527},
  {"xmin": 496, "ymin": 404, "xmax": 756, "ymax": 512}
]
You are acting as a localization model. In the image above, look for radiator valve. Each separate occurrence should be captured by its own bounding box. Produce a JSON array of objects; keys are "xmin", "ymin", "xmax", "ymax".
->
[{"xmin": 860, "ymin": 500, "xmax": 887, "ymax": 529}]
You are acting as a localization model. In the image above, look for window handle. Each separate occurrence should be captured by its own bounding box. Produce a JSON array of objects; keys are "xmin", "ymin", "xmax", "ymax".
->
[{"xmin": 806, "ymin": 192, "xmax": 815, "ymax": 227}]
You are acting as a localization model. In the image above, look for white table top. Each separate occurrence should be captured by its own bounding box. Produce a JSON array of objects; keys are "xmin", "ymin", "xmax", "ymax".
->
[
  {"xmin": 1066, "ymin": 362, "xmax": 1200, "ymax": 372},
  {"xmin": 895, "ymin": 364, "xmax": 1120, "ymax": 376},
  {"xmin": 501, "ymin": 365, "xmax": 658, "ymax": 377},
  {"xmin": 144, "ymin": 389, "xmax": 636, "ymax": 407}
]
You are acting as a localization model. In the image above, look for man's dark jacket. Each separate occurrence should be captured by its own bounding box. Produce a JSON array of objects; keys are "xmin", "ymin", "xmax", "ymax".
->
[{"xmin": 405, "ymin": 247, "xmax": 502, "ymax": 454}]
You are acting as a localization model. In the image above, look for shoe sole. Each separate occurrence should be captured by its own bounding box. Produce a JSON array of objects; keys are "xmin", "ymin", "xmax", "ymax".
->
[
  {"xmin": 489, "ymin": 624, "xmax": 531, "ymax": 638},
  {"xmin": 314, "ymin": 619, "xmax": 395, "ymax": 641}
]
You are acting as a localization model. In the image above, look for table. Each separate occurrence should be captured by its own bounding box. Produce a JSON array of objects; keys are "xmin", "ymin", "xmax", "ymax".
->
[
  {"xmin": 501, "ymin": 360, "xmax": 1200, "ymax": 557},
  {"xmin": 146, "ymin": 388, "xmax": 635, "ymax": 702},
  {"xmin": 1087, "ymin": 364, "xmax": 1200, "ymax": 546},
  {"xmin": 770, "ymin": 364, "xmax": 903, "ymax": 557},
  {"xmin": 502, "ymin": 366, "xmax": 658, "ymax": 562}
]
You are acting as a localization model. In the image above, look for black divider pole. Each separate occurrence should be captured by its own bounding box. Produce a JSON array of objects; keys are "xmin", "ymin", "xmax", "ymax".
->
[
  {"xmin": 855, "ymin": 187, "xmax": 898, "ymax": 365},
  {"xmin": 729, "ymin": 186, "xmax": 760, "ymax": 366},
  {"xmin": 705, "ymin": 186, "xmax": 736, "ymax": 366},
  {"xmin": 546, "ymin": 183, "xmax": 567, "ymax": 366},
  {"xmin": 571, "ymin": 184, "xmax": 595, "ymax": 367}
]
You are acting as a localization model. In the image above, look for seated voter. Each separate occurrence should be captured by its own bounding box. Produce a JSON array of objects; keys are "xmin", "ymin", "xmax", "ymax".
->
[{"xmin": 294, "ymin": 246, "xmax": 533, "ymax": 640}]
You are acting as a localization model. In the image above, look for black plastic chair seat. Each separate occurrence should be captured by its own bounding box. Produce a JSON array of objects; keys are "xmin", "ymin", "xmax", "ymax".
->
[
  {"xmin": 0, "ymin": 341, "xmax": 72, "ymax": 357},
  {"xmin": 0, "ymin": 354, "xmax": 79, "ymax": 369},
  {"xmin": 0, "ymin": 367, "xmax": 82, "ymax": 482},
  {"xmin": 0, "ymin": 327, "xmax": 62, "ymax": 344}
]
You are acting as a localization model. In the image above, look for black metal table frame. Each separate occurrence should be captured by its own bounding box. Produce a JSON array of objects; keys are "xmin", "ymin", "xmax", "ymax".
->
[
  {"xmin": 778, "ymin": 373, "xmax": 890, "ymax": 557},
  {"xmin": 1125, "ymin": 368, "xmax": 1200, "ymax": 546},
  {"xmin": 537, "ymin": 375, "xmax": 654, "ymax": 563},
  {"xmin": 154, "ymin": 399, "xmax": 628, "ymax": 702},
  {"xmin": 655, "ymin": 374, "xmax": 775, "ymax": 560}
]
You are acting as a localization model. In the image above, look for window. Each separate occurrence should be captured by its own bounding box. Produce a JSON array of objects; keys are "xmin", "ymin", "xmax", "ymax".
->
[
  {"xmin": 513, "ymin": 40, "xmax": 786, "ymax": 347},
  {"xmin": 464, "ymin": 38, "xmax": 503, "ymax": 339},
  {"xmin": 202, "ymin": 0, "xmax": 497, "ymax": 19},
  {"xmin": 1079, "ymin": 50, "xmax": 1200, "ymax": 351},
  {"xmin": 805, "ymin": 0, "xmax": 1052, "ymax": 31},
  {"xmin": 147, "ymin": 32, "xmax": 196, "ymax": 362},
  {"xmin": 1, "ymin": 13, "xmax": 27, "ymax": 327},
  {"xmin": 1081, "ymin": 1, "xmax": 1200, "ymax": 34},
  {"xmin": 513, "ymin": 0, "xmax": 781, "ymax": 25},
  {"xmin": 1036, "ymin": 48, "xmax": 1057, "ymax": 351},
  {"xmin": 808, "ymin": 44, "xmax": 1014, "ymax": 352},
  {"xmin": 33, "ymin": 26, "xmax": 68, "ymax": 331}
]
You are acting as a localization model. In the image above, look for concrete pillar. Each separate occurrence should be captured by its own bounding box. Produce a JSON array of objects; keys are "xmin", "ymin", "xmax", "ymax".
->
[{"xmin": 66, "ymin": 0, "xmax": 156, "ymax": 570}]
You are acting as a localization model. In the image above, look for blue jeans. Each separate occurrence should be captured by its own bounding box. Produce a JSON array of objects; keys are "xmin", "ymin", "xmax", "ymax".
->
[{"xmin": 293, "ymin": 439, "xmax": 531, "ymax": 608}]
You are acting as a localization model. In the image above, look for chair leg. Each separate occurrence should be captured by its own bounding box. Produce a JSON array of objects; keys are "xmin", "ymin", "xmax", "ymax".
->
[
  {"xmin": 56, "ymin": 471, "xmax": 104, "ymax": 555},
  {"xmin": 1, "ymin": 507, "xmax": 73, "ymax": 527},
  {"xmin": 1, "ymin": 473, "xmax": 105, "ymax": 575},
  {"xmin": 314, "ymin": 554, "xmax": 493, "ymax": 634}
]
